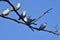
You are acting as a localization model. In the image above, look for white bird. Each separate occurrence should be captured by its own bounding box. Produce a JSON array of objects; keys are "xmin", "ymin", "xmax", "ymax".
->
[
  {"xmin": 21, "ymin": 10, "xmax": 26, "ymax": 18},
  {"xmin": 11, "ymin": 3, "xmax": 21, "ymax": 11},
  {"xmin": 1, "ymin": 8, "xmax": 10, "ymax": 16},
  {"xmin": 38, "ymin": 22, "xmax": 47, "ymax": 30}
]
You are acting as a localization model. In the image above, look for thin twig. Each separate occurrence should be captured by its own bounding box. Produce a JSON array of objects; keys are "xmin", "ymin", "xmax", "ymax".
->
[
  {"xmin": 54, "ymin": 24, "xmax": 58, "ymax": 32},
  {"xmin": 32, "ymin": 8, "xmax": 53, "ymax": 23},
  {"xmin": 0, "ymin": 15, "xmax": 25, "ymax": 24},
  {"xmin": 42, "ymin": 29, "xmax": 60, "ymax": 36},
  {"xmin": 30, "ymin": 25, "xmax": 60, "ymax": 36},
  {"xmin": 4, "ymin": 0, "xmax": 21, "ymax": 20},
  {"xmin": 0, "ymin": 15, "xmax": 36, "ymax": 32},
  {"xmin": 0, "ymin": 0, "xmax": 60, "ymax": 36}
]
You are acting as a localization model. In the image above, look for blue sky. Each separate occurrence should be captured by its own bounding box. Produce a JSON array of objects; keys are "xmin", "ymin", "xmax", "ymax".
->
[{"xmin": 0, "ymin": 0, "xmax": 60, "ymax": 40}]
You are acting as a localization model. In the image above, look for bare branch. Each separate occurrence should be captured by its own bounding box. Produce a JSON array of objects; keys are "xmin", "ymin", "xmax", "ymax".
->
[
  {"xmin": 54, "ymin": 24, "xmax": 58, "ymax": 32},
  {"xmin": 30, "ymin": 24, "xmax": 60, "ymax": 36},
  {"xmin": 0, "ymin": 0, "xmax": 9, "ymax": 2},
  {"xmin": 32, "ymin": 8, "xmax": 53, "ymax": 23},
  {"xmin": 42, "ymin": 29, "xmax": 60, "ymax": 36},
  {"xmin": 0, "ymin": 15, "xmax": 25, "ymax": 24},
  {"xmin": 26, "ymin": 25, "xmax": 35, "ymax": 32},
  {"xmin": 32, "ymin": 26, "xmax": 60, "ymax": 36},
  {"xmin": 3, "ymin": 0, "xmax": 21, "ymax": 20},
  {"xmin": 0, "ymin": 0, "xmax": 59, "ymax": 36},
  {"xmin": 0, "ymin": 14, "xmax": 35, "ymax": 32}
]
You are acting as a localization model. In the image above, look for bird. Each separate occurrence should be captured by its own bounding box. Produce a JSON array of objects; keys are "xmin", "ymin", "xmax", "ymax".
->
[
  {"xmin": 21, "ymin": 10, "xmax": 26, "ymax": 18},
  {"xmin": 1, "ymin": 8, "xmax": 10, "ymax": 17},
  {"xmin": 38, "ymin": 22, "xmax": 47, "ymax": 30},
  {"xmin": 11, "ymin": 3, "xmax": 21, "ymax": 11}
]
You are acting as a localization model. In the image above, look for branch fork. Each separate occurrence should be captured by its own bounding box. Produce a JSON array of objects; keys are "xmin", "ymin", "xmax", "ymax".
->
[{"xmin": 0, "ymin": 0, "xmax": 59, "ymax": 36}]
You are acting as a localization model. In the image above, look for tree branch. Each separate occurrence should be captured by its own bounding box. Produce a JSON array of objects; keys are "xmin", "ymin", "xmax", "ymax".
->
[
  {"xmin": 3, "ymin": 0, "xmax": 21, "ymax": 20},
  {"xmin": 32, "ymin": 8, "xmax": 53, "ymax": 23},
  {"xmin": 30, "ymin": 24, "xmax": 60, "ymax": 36},
  {"xmin": 0, "ymin": 15, "xmax": 25, "ymax": 24},
  {"xmin": 0, "ymin": 0, "xmax": 60, "ymax": 36},
  {"xmin": 42, "ymin": 29, "xmax": 60, "ymax": 36}
]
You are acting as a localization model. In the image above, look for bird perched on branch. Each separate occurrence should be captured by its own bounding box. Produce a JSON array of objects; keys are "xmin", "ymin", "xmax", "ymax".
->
[
  {"xmin": 38, "ymin": 22, "xmax": 47, "ymax": 30},
  {"xmin": 11, "ymin": 3, "xmax": 21, "ymax": 11},
  {"xmin": 1, "ymin": 8, "xmax": 10, "ymax": 17}
]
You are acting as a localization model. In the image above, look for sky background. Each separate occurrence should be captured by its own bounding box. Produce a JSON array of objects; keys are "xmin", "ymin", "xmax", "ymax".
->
[{"xmin": 0, "ymin": 0, "xmax": 60, "ymax": 40}]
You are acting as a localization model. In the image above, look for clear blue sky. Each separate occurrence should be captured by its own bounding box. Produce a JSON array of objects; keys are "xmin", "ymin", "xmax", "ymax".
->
[{"xmin": 0, "ymin": 0, "xmax": 60, "ymax": 40}]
